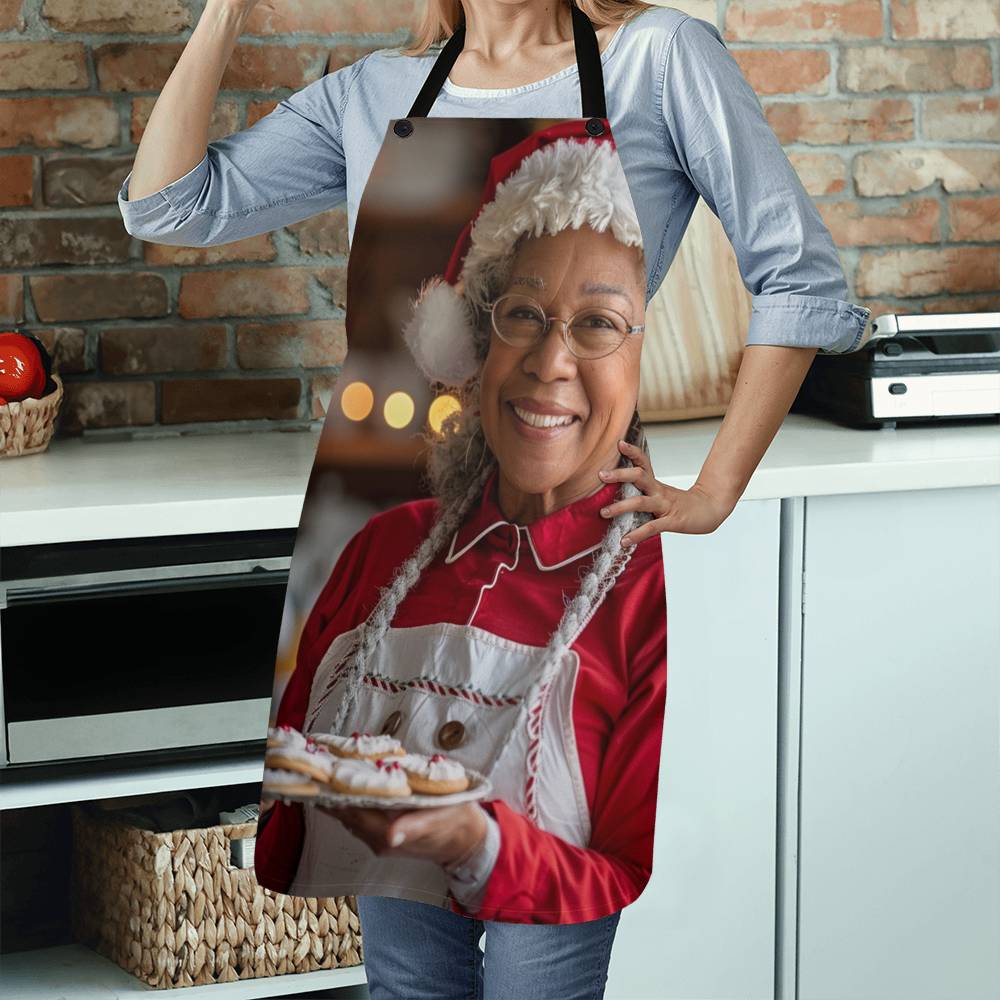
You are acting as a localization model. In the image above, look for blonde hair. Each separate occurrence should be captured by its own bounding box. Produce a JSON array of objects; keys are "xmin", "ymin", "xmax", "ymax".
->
[{"xmin": 401, "ymin": 0, "xmax": 655, "ymax": 56}]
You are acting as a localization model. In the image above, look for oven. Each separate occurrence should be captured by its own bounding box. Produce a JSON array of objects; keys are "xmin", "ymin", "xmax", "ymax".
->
[{"xmin": 0, "ymin": 528, "xmax": 293, "ymax": 766}]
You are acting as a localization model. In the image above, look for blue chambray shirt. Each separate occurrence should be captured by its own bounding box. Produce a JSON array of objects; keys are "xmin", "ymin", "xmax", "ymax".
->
[{"xmin": 117, "ymin": 7, "xmax": 870, "ymax": 354}]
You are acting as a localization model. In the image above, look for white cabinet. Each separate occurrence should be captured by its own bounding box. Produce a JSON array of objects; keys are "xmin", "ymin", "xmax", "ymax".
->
[
  {"xmin": 796, "ymin": 486, "xmax": 1000, "ymax": 1000},
  {"xmin": 608, "ymin": 499, "xmax": 782, "ymax": 1000}
]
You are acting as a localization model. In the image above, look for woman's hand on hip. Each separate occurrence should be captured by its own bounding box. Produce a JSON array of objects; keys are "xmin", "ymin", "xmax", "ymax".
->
[
  {"xmin": 317, "ymin": 801, "xmax": 488, "ymax": 867},
  {"xmin": 598, "ymin": 439, "xmax": 738, "ymax": 544}
]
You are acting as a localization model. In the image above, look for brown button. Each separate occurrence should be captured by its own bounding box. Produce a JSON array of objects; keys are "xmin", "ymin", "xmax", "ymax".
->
[
  {"xmin": 437, "ymin": 720, "xmax": 465, "ymax": 750},
  {"xmin": 381, "ymin": 710, "xmax": 402, "ymax": 737}
]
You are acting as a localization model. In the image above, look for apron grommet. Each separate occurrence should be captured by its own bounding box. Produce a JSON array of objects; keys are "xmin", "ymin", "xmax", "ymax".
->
[
  {"xmin": 437, "ymin": 719, "xmax": 465, "ymax": 750},
  {"xmin": 585, "ymin": 117, "xmax": 605, "ymax": 136},
  {"xmin": 393, "ymin": 119, "xmax": 414, "ymax": 138}
]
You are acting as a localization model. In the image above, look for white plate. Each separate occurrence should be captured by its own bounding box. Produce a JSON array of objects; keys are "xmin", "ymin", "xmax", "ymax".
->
[{"xmin": 264, "ymin": 767, "xmax": 492, "ymax": 810}]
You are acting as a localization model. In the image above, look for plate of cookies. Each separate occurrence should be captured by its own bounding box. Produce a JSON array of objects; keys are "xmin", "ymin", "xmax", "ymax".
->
[{"xmin": 262, "ymin": 725, "xmax": 492, "ymax": 809}]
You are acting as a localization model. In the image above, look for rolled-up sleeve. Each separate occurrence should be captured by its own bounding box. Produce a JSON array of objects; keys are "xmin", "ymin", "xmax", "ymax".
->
[
  {"xmin": 660, "ymin": 17, "xmax": 870, "ymax": 354},
  {"xmin": 118, "ymin": 57, "xmax": 367, "ymax": 247}
]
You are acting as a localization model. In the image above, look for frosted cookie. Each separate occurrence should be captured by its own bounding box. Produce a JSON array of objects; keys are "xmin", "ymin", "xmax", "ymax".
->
[
  {"xmin": 310, "ymin": 730, "xmax": 405, "ymax": 761},
  {"xmin": 265, "ymin": 739, "xmax": 338, "ymax": 784},
  {"xmin": 328, "ymin": 757, "xmax": 412, "ymax": 798},
  {"xmin": 267, "ymin": 724, "xmax": 307, "ymax": 751},
  {"xmin": 262, "ymin": 768, "xmax": 320, "ymax": 798},
  {"xmin": 397, "ymin": 752, "xmax": 470, "ymax": 795}
]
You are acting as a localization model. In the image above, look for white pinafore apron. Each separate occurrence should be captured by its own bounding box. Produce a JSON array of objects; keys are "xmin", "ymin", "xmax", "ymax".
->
[{"xmin": 284, "ymin": 6, "xmax": 638, "ymax": 910}]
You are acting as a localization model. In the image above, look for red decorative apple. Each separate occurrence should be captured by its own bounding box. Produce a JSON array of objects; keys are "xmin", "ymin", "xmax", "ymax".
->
[{"xmin": 0, "ymin": 332, "xmax": 49, "ymax": 403}]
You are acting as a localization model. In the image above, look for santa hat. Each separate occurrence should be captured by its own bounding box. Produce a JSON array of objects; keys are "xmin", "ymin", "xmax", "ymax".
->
[{"xmin": 402, "ymin": 118, "xmax": 643, "ymax": 387}]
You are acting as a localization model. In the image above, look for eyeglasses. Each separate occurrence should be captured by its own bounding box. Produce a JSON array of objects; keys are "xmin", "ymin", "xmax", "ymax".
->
[{"xmin": 489, "ymin": 293, "xmax": 644, "ymax": 361}]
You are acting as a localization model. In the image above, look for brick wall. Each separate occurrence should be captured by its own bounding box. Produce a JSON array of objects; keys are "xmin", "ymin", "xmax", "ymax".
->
[{"xmin": 0, "ymin": 0, "xmax": 997, "ymax": 437}]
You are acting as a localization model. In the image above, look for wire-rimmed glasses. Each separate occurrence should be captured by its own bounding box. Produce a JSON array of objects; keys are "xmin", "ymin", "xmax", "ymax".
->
[{"xmin": 489, "ymin": 292, "xmax": 645, "ymax": 361}]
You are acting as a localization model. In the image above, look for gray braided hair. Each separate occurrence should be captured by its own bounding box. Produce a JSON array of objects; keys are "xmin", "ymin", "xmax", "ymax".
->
[{"xmin": 318, "ymin": 364, "xmax": 655, "ymax": 737}]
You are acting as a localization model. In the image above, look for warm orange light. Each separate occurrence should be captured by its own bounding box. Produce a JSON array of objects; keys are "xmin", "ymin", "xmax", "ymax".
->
[
  {"xmin": 341, "ymin": 381, "xmax": 374, "ymax": 421},
  {"xmin": 384, "ymin": 390, "xmax": 415, "ymax": 429},
  {"xmin": 428, "ymin": 393, "xmax": 461, "ymax": 433}
]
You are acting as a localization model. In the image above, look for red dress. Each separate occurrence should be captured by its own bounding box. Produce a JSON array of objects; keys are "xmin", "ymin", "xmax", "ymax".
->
[{"xmin": 255, "ymin": 464, "xmax": 667, "ymax": 925}]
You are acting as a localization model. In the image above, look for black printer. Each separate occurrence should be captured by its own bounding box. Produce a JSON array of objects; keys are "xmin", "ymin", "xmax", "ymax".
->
[{"xmin": 791, "ymin": 312, "xmax": 1000, "ymax": 429}]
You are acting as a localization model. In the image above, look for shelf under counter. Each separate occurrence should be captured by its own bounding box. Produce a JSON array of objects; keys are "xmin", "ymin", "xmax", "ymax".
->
[
  {"xmin": 0, "ymin": 744, "xmax": 267, "ymax": 811},
  {"xmin": 1, "ymin": 944, "xmax": 368, "ymax": 999}
]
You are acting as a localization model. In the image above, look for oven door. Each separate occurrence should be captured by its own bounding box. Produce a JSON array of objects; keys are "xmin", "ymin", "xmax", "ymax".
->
[{"xmin": 0, "ymin": 530, "xmax": 292, "ymax": 765}]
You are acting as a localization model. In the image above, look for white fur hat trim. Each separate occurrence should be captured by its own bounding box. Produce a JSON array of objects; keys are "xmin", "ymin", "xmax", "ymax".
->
[{"xmin": 401, "ymin": 275, "xmax": 481, "ymax": 387}]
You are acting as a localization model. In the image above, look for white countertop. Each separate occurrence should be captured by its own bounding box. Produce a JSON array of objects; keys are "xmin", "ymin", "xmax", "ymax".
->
[{"xmin": 2, "ymin": 414, "xmax": 998, "ymax": 547}]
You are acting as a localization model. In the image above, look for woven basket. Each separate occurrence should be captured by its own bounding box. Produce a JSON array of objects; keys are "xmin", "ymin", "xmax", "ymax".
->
[
  {"xmin": 0, "ymin": 372, "xmax": 63, "ymax": 457},
  {"xmin": 638, "ymin": 199, "xmax": 751, "ymax": 422},
  {"xmin": 71, "ymin": 806, "xmax": 363, "ymax": 989}
]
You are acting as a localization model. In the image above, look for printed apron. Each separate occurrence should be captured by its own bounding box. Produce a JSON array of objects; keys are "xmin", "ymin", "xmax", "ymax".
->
[{"xmin": 257, "ymin": 5, "xmax": 660, "ymax": 921}]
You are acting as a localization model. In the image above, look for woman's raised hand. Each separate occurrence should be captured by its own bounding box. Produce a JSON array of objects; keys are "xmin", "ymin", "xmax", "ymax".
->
[{"xmin": 598, "ymin": 439, "xmax": 739, "ymax": 543}]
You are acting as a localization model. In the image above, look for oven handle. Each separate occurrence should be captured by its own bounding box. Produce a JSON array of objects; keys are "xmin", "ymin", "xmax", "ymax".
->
[{"xmin": 1, "ymin": 557, "xmax": 291, "ymax": 606}]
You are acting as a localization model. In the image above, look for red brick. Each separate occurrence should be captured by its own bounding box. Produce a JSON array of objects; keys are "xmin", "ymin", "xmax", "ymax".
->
[
  {"xmin": 145, "ymin": 234, "xmax": 276, "ymax": 266},
  {"xmin": 765, "ymin": 98, "xmax": 914, "ymax": 144},
  {"xmin": 725, "ymin": 0, "xmax": 882, "ymax": 41},
  {"xmin": 179, "ymin": 268, "xmax": 311, "ymax": 319},
  {"xmin": 131, "ymin": 97, "xmax": 239, "ymax": 144},
  {"xmin": 32, "ymin": 327, "xmax": 89, "ymax": 373},
  {"xmin": 856, "ymin": 248, "xmax": 1000, "ymax": 297},
  {"xmin": 840, "ymin": 45, "xmax": 992, "ymax": 92},
  {"xmin": 30, "ymin": 273, "xmax": 168, "ymax": 322},
  {"xmin": 923, "ymin": 96, "xmax": 1000, "ymax": 142},
  {"xmin": 100, "ymin": 325, "xmax": 228, "ymax": 374},
  {"xmin": 0, "ymin": 42, "xmax": 88, "ymax": 90},
  {"xmin": 949, "ymin": 197, "xmax": 1000, "ymax": 243},
  {"xmin": 0, "ymin": 217, "xmax": 131, "ymax": 267},
  {"xmin": 788, "ymin": 152, "xmax": 848, "ymax": 195},
  {"xmin": 0, "ymin": 154, "xmax": 33, "ymax": 206},
  {"xmin": 60, "ymin": 381, "xmax": 155, "ymax": 432},
  {"xmin": 0, "ymin": 97, "xmax": 119, "ymax": 149},
  {"xmin": 42, "ymin": 155, "xmax": 133, "ymax": 207},
  {"xmin": 161, "ymin": 378, "xmax": 301, "ymax": 424},
  {"xmin": 854, "ymin": 148, "xmax": 1000, "ymax": 196},
  {"xmin": 236, "ymin": 320, "xmax": 347, "ymax": 369},
  {"xmin": 0, "ymin": 1, "xmax": 25, "ymax": 31},
  {"xmin": 314, "ymin": 267, "xmax": 347, "ymax": 311},
  {"xmin": 41, "ymin": 0, "xmax": 191, "ymax": 33},
  {"xmin": 0, "ymin": 274, "xmax": 25, "ymax": 323},
  {"xmin": 244, "ymin": 0, "xmax": 418, "ymax": 35},
  {"xmin": 732, "ymin": 48, "xmax": 830, "ymax": 95},
  {"xmin": 817, "ymin": 199, "xmax": 940, "ymax": 246},
  {"xmin": 890, "ymin": 0, "xmax": 1000, "ymax": 40},
  {"xmin": 922, "ymin": 293, "xmax": 1000, "ymax": 313},
  {"xmin": 287, "ymin": 209, "xmax": 350, "ymax": 257},
  {"xmin": 94, "ymin": 43, "xmax": 183, "ymax": 91},
  {"xmin": 246, "ymin": 100, "xmax": 279, "ymax": 128}
]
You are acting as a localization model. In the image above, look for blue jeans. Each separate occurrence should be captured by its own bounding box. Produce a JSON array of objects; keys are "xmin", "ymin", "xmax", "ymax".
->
[{"xmin": 357, "ymin": 895, "xmax": 621, "ymax": 1000}]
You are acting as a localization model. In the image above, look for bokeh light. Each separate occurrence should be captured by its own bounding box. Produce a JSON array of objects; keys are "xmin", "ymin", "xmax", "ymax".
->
[
  {"xmin": 384, "ymin": 390, "xmax": 415, "ymax": 429},
  {"xmin": 428, "ymin": 393, "xmax": 461, "ymax": 433},
  {"xmin": 340, "ymin": 381, "xmax": 374, "ymax": 422}
]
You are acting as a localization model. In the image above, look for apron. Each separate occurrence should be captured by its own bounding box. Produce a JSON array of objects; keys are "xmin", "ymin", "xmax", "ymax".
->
[{"xmin": 277, "ymin": 5, "xmax": 650, "ymax": 913}]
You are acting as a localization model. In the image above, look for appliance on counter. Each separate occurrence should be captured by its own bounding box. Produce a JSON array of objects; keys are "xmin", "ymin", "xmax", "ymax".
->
[
  {"xmin": 791, "ymin": 312, "xmax": 1000, "ymax": 429},
  {"xmin": 0, "ymin": 528, "xmax": 294, "ymax": 766}
]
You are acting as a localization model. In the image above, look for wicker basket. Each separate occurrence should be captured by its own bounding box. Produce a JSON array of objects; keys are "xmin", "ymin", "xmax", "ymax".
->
[
  {"xmin": 0, "ymin": 372, "xmax": 63, "ymax": 457},
  {"xmin": 71, "ymin": 805, "xmax": 363, "ymax": 989}
]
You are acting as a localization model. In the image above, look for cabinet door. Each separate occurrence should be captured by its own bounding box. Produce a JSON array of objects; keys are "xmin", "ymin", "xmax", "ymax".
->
[
  {"xmin": 798, "ymin": 486, "xmax": 1000, "ymax": 1000},
  {"xmin": 607, "ymin": 499, "xmax": 781, "ymax": 1000}
]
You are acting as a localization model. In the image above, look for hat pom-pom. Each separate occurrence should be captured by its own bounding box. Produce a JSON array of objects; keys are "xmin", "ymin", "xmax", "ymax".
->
[{"xmin": 402, "ymin": 276, "xmax": 481, "ymax": 387}]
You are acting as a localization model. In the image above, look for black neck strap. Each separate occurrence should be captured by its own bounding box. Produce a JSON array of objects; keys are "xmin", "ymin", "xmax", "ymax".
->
[{"xmin": 407, "ymin": 3, "xmax": 607, "ymax": 119}]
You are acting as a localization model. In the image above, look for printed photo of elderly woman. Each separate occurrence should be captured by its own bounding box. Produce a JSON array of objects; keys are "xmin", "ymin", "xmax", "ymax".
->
[{"xmin": 254, "ymin": 118, "xmax": 668, "ymax": 930}]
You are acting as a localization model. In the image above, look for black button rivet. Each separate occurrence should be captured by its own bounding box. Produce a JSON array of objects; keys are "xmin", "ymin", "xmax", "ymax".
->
[
  {"xmin": 585, "ymin": 118, "xmax": 605, "ymax": 136},
  {"xmin": 394, "ymin": 119, "xmax": 414, "ymax": 138}
]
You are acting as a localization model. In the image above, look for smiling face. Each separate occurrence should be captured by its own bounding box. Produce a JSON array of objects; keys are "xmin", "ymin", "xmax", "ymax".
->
[{"xmin": 478, "ymin": 225, "xmax": 645, "ymax": 518}]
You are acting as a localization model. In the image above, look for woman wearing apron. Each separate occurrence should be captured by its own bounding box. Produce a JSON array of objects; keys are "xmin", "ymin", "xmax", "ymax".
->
[{"xmin": 118, "ymin": 1, "xmax": 870, "ymax": 996}]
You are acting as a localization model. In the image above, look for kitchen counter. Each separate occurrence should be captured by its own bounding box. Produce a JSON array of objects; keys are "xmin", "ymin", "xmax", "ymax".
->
[{"xmin": 2, "ymin": 414, "xmax": 998, "ymax": 546}]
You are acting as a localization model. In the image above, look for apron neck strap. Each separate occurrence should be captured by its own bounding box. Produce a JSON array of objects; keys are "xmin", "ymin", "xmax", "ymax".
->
[{"xmin": 406, "ymin": 3, "xmax": 607, "ymax": 119}]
